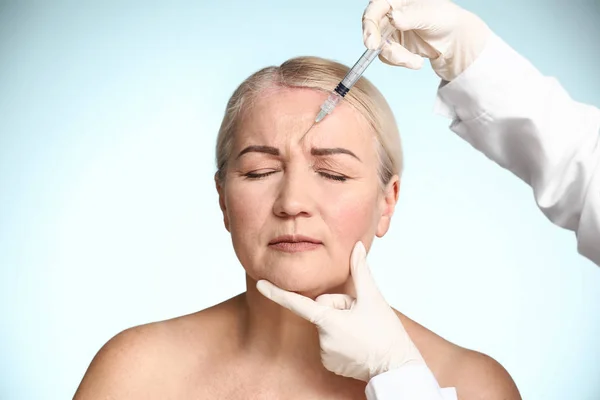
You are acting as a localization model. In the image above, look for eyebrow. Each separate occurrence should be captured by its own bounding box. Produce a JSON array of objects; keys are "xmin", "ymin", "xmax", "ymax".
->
[
  {"xmin": 311, "ymin": 147, "xmax": 361, "ymax": 161},
  {"xmin": 236, "ymin": 145, "xmax": 279, "ymax": 159},
  {"xmin": 237, "ymin": 145, "xmax": 361, "ymax": 161}
]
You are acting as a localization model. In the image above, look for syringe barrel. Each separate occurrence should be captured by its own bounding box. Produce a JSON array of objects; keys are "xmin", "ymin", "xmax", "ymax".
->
[
  {"xmin": 339, "ymin": 23, "xmax": 396, "ymax": 92},
  {"xmin": 340, "ymin": 48, "xmax": 381, "ymax": 90}
]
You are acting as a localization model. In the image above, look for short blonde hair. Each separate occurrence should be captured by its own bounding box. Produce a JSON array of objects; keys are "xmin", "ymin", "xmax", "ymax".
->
[{"xmin": 215, "ymin": 56, "xmax": 402, "ymax": 186}]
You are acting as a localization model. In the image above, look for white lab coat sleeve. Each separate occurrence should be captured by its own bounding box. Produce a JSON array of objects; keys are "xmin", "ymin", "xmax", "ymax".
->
[
  {"xmin": 434, "ymin": 32, "xmax": 600, "ymax": 266},
  {"xmin": 365, "ymin": 364, "xmax": 457, "ymax": 400}
]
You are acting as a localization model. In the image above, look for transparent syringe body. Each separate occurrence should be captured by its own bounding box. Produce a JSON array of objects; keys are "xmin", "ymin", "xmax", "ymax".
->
[
  {"xmin": 315, "ymin": 22, "xmax": 396, "ymax": 123},
  {"xmin": 340, "ymin": 22, "xmax": 396, "ymax": 91}
]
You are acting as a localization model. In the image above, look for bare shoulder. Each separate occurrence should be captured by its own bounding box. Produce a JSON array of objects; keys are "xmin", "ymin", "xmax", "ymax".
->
[
  {"xmin": 446, "ymin": 347, "xmax": 521, "ymax": 400},
  {"xmin": 73, "ymin": 321, "xmax": 175, "ymax": 399},
  {"xmin": 74, "ymin": 296, "xmax": 243, "ymax": 400},
  {"xmin": 395, "ymin": 311, "xmax": 520, "ymax": 400}
]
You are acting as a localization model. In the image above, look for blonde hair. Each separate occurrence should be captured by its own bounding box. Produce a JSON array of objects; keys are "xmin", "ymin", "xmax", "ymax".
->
[{"xmin": 215, "ymin": 56, "xmax": 403, "ymax": 186}]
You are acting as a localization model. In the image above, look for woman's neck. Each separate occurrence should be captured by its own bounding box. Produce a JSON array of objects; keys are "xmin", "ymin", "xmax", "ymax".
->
[
  {"xmin": 231, "ymin": 275, "xmax": 369, "ymax": 396},
  {"xmin": 240, "ymin": 275, "xmax": 323, "ymax": 371}
]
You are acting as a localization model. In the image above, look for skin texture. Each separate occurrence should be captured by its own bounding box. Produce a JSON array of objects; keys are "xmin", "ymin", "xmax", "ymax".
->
[
  {"xmin": 220, "ymin": 87, "xmax": 397, "ymax": 299},
  {"xmin": 73, "ymin": 88, "xmax": 522, "ymax": 400}
]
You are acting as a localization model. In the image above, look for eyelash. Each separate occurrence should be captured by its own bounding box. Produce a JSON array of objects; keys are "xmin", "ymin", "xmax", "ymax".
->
[
  {"xmin": 319, "ymin": 171, "xmax": 347, "ymax": 182},
  {"xmin": 244, "ymin": 171, "xmax": 277, "ymax": 180},
  {"xmin": 243, "ymin": 170, "xmax": 348, "ymax": 182}
]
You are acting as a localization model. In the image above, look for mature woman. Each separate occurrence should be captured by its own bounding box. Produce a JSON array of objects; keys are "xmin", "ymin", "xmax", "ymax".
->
[{"xmin": 74, "ymin": 56, "xmax": 520, "ymax": 399}]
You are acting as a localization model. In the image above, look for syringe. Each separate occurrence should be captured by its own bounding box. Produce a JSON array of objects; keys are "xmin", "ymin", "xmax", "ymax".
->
[{"xmin": 315, "ymin": 22, "xmax": 396, "ymax": 123}]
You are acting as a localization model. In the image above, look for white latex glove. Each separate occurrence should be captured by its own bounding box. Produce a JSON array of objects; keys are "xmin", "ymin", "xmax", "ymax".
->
[
  {"xmin": 362, "ymin": 0, "xmax": 491, "ymax": 81},
  {"xmin": 256, "ymin": 241, "xmax": 424, "ymax": 382}
]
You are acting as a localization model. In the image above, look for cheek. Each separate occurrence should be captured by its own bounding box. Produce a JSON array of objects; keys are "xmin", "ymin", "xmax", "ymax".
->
[
  {"xmin": 325, "ymin": 189, "xmax": 380, "ymax": 245},
  {"xmin": 222, "ymin": 184, "xmax": 270, "ymax": 279},
  {"xmin": 225, "ymin": 183, "xmax": 270, "ymax": 236}
]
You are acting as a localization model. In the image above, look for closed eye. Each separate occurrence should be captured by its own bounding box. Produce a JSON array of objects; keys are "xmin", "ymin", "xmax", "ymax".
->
[
  {"xmin": 242, "ymin": 170, "xmax": 348, "ymax": 182},
  {"xmin": 243, "ymin": 170, "xmax": 279, "ymax": 180},
  {"xmin": 318, "ymin": 171, "xmax": 348, "ymax": 182}
]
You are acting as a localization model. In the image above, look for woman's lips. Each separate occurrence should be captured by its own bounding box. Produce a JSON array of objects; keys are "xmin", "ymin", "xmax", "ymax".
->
[
  {"xmin": 268, "ymin": 241, "xmax": 322, "ymax": 253},
  {"xmin": 268, "ymin": 235, "xmax": 323, "ymax": 253}
]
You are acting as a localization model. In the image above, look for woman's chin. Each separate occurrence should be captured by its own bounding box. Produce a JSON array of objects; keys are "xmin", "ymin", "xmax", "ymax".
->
[{"xmin": 263, "ymin": 274, "xmax": 351, "ymax": 299}]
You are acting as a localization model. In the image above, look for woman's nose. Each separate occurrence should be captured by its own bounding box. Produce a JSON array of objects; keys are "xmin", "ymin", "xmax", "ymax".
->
[{"xmin": 272, "ymin": 170, "xmax": 316, "ymax": 218}]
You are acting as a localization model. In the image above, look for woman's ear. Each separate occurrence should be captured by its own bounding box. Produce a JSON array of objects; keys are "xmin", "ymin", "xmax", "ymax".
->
[
  {"xmin": 376, "ymin": 175, "xmax": 400, "ymax": 238},
  {"xmin": 214, "ymin": 173, "xmax": 230, "ymax": 232}
]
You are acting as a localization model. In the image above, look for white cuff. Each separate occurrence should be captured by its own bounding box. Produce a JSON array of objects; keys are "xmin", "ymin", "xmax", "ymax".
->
[{"xmin": 365, "ymin": 364, "xmax": 457, "ymax": 400}]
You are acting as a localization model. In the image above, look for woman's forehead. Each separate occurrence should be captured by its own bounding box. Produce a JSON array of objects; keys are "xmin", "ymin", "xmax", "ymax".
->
[{"xmin": 239, "ymin": 87, "xmax": 373, "ymax": 147}]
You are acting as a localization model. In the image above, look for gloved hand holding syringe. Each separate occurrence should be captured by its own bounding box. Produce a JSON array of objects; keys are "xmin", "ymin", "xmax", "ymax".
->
[{"xmin": 315, "ymin": 16, "xmax": 399, "ymax": 123}]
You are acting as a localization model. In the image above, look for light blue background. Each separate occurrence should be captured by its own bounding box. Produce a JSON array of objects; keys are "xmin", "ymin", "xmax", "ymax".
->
[{"xmin": 1, "ymin": 1, "xmax": 599, "ymax": 399}]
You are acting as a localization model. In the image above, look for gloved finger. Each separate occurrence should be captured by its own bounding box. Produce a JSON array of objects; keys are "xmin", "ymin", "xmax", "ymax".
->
[
  {"xmin": 362, "ymin": 18, "xmax": 381, "ymax": 49},
  {"xmin": 389, "ymin": 8, "xmax": 432, "ymax": 32},
  {"xmin": 379, "ymin": 53, "xmax": 410, "ymax": 67},
  {"xmin": 315, "ymin": 293, "xmax": 355, "ymax": 310},
  {"xmin": 362, "ymin": 0, "xmax": 392, "ymax": 49},
  {"xmin": 349, "ymin": 241, "xmax": 380, "ymax": 302},
  {"xmin": 379, "ymin": 41, "xmax": 424, "ymax": 69},
  {"xmin": 256, "ymin": 280, "xmax": 327, "ymax": 324}
]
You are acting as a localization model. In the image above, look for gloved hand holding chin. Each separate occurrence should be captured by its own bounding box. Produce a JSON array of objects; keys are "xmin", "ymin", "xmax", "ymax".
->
[{"xmin": 256, "ymin": 241, "xmax": 425, "ymax": 382}]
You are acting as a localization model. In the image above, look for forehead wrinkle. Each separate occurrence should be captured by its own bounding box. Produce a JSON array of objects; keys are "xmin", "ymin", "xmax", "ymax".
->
[
  {"xmin": 237, "ymin": 87, "xmax": 376, "ymax": 162},
  {"xmin": 235, "ymin": 124, "xmax": 316, "ymax": 164},
  {"xmin": 263, "ymin": 113, "xmax": 314, "ymax": 158},
  {"xmin": 299, "ymin": 118, "xmax": 373, "ymax": 159}
]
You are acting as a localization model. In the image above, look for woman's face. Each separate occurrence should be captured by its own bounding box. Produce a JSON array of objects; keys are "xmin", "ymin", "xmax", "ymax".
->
[{"xmin": 217, "ymin": 87, "xmax": 399, "ymax": 297}]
